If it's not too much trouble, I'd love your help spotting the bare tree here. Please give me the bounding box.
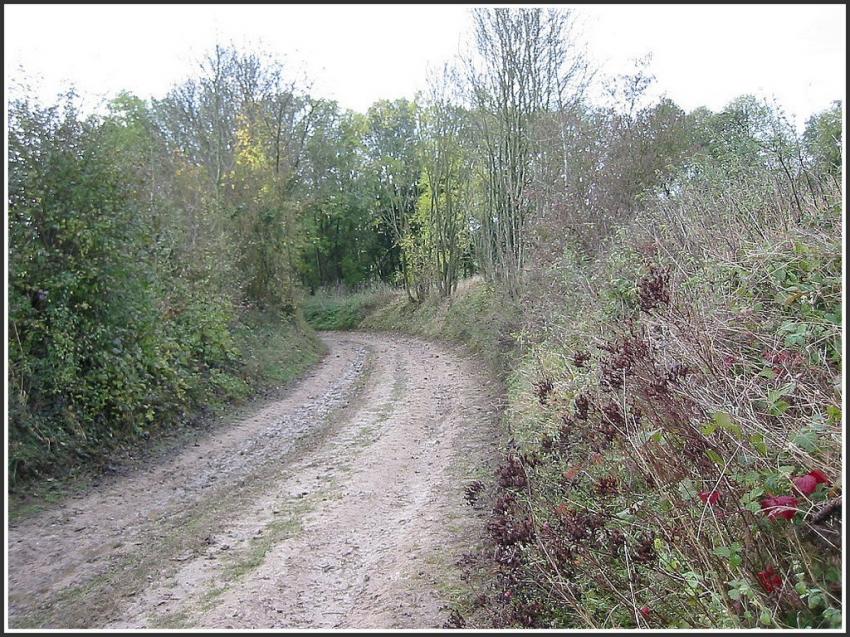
[363,99,422,300]
[417,64,476,297]
[154,44,315,308]
[464,8,591,296]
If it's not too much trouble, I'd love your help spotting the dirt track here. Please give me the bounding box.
[7,332,501,629]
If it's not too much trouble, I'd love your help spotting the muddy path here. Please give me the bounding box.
[6,332,502,629]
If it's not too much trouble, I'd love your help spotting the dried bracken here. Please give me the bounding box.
[534,378,554,405]
[600,334,649,390]
[558,508,605,543]
[573,350,591,368]
[637,265,671,313]
[600,401,624,427]
[488,514,534,546]
[497,455,527,489]
[632,532,657,564]
[443,608,466,629]
[597,475,619,497]
[574,394,591,420]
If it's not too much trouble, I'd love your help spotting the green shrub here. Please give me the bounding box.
[7,96,326,486]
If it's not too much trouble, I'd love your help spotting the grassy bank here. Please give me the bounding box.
[232,312,326,391]
[302,284,398,331]
[488,216,842,629]
[9,312,325,514]
[303,277,520,375]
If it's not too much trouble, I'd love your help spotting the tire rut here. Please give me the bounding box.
[7,332,501,629]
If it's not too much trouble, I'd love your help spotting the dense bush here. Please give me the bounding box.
[8,95,167,479]
[7,91,325,486]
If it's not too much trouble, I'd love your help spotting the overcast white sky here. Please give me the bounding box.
[4,4,846,127]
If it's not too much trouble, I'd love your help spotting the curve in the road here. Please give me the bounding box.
[7,332,502,629]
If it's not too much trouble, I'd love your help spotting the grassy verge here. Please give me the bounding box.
[304,277,520,377]
[8,312,326,520]
[472,211,843,626]
[232,311,326,391]
[365,278,520,375]
[301,284,397,330]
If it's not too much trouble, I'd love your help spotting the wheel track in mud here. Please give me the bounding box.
[7,331,502,629]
